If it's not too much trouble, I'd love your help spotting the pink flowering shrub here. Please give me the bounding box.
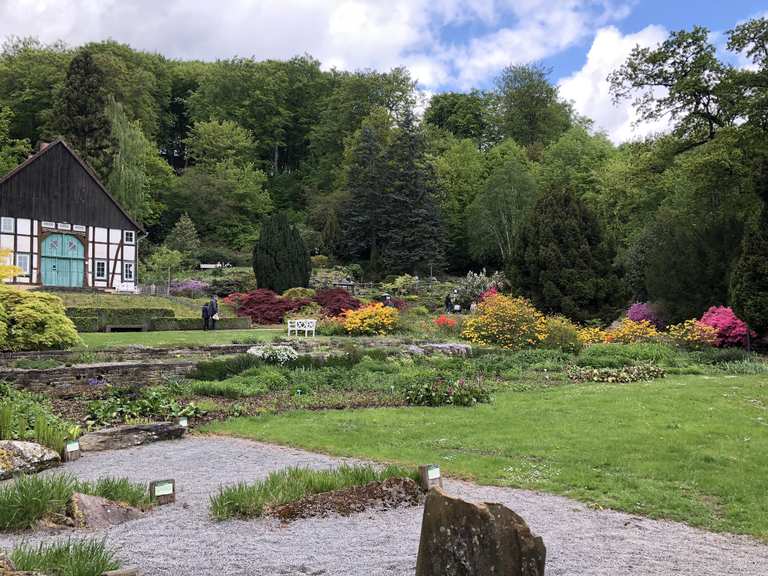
[627,302,664,329]
[478,286,499,302]
[699,306,755,348]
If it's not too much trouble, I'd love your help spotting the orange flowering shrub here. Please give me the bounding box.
[604,319,659,344]
[666,319,718,350]
[342,302,399,335]
[461,294,547,350]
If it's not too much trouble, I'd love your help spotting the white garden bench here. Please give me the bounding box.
[287,318,316,337]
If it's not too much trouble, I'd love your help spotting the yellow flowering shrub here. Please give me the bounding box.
[577,326,607,346]
[541,315,582,353]
[604,319,658,344]
[667,319,717,350]
[342,302,399,335]
[461,294,547,350]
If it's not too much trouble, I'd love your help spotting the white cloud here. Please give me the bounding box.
[0,0,631,91]
[558,25,671,143]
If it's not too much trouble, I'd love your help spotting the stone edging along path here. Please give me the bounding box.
[1,436,766,576]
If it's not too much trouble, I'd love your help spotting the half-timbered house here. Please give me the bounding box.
[0,139,143,290]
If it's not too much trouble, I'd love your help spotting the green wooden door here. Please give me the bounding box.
[41,234,84,287]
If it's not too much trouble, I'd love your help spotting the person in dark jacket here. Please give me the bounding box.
[209,295,219,330]
[201,303,210,331]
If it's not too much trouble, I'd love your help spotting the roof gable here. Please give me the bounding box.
[0,139,144,233]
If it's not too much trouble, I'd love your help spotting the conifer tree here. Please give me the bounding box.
[253,213,311,292]
[730,215,768,334]
[50,49,113,177]
[511,187,623,322]
[165,213,201,265]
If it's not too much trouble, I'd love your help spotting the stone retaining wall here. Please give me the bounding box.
[0,360,196,397]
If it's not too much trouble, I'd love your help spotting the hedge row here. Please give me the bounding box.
[148,317,251,331]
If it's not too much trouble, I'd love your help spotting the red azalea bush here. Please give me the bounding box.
[478,286,498,302]
[313,288,361,317]
[224,289,310,325]
[434,314,457,329]
[699,306,755,348]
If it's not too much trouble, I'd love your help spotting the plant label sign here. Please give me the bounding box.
[177,416,189,428]
[418,464,442,490]
[64,440,81,462]
[150,479,176,505]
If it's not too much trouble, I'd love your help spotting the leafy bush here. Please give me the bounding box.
[169,279,210,297]
[208,270,258,297]
[0,385,75,454]
[666,319,718,350]
[282,287,316,299]
[190,378,268,399]
[310,254,330,268]
[0,300,7,348]
[699,306,755,348]
[342,303,399,335]
[210,464,418,520]
[85,387,203,428]
[313,288,361,317]
[11,539,121,576]
[0,287,80,351]
[566,364,666,383]
[604,319,659,344]
[541,316,582,353]
[316,316,347,335]
[190,354,264,380]
[454,270,508,308]
[246,345,299,365]
[626,302,664,328]
[461,294,547,350]
[225,289,310,324]
[382,274,419,295]
[403,376,490,406]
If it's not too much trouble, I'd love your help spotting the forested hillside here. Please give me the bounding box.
[0,16,766,328]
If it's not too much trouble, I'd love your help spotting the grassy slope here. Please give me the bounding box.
[206,374,768,539]
[79,328,278,349]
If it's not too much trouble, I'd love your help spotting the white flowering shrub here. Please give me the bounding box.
[246,345,299,365]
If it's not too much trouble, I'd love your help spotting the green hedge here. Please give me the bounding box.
[70,316,99,332]
[66,307,175,331]
[149,317,251,331]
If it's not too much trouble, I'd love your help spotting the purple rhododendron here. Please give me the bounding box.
[627,302,663,329]
[699,306,755,348]
[170,279,210,297]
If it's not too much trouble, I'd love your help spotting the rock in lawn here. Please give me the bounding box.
[0,440,61,480]
[79,422,186,452]
[415,487,546,576]
[68,493,144,530]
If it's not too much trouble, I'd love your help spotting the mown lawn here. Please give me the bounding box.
[79,328,279,349]
[205,374,768,539]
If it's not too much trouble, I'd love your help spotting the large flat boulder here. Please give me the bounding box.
[416,487,546,576]
[68,493,144,530]
[79,422,186,452]
[0,441,61,481]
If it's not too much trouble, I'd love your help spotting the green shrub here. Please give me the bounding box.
[0,288,81,351]
[240,366,289,391]
[689,347,753,365]
[576,343,682,368]
[0,385,74,454]
[403,375,491,406]
[189,378,268,399]
[85,387,204,429]
[282,287,316,299]
[69,316,99,332]
[541,316,582,353]
[210,464,419,520]
[0,300,8,348]
[11,539,120,576]
[566,364,666,383]
[190,354,264,380]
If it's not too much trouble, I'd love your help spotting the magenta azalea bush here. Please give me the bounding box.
[170,279,210,297]
[699,306,755,348]
[627,302,663,329]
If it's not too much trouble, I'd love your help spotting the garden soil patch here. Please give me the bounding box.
[269,477,424,522]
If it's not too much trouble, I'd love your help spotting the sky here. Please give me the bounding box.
[0,0,766,143]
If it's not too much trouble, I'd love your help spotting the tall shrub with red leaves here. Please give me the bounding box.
[699,306,755,348]
[313,288,361,317]
[224,289,310,325]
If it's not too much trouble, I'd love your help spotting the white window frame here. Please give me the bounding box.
[0,217,14,234]
[123,261,135,282]
[94,260,108,280]
[124,230,135,245]
[15,253,30,276]
[41,221,55,229]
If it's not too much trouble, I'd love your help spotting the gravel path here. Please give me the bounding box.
[1,436,766,575]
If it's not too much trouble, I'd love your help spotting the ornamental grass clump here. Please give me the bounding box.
[11,539,120,576]
[210,464,419,520]
[461,294,547,350]
[342,302,399,335]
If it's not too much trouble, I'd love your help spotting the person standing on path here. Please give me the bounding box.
[201,303,210,331]
[209,295,219,330]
